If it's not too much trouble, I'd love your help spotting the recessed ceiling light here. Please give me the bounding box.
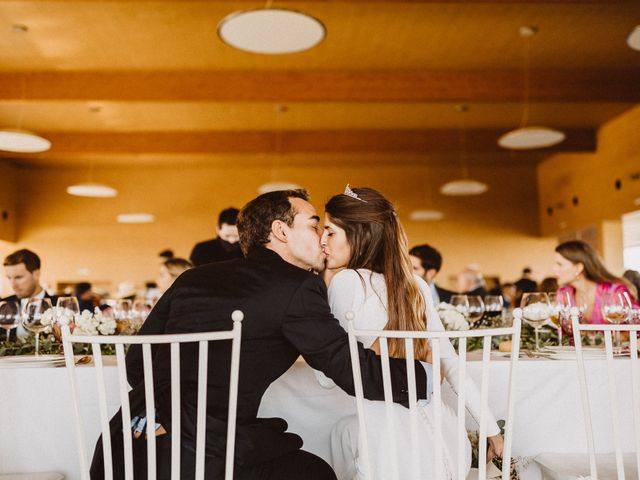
[0,129,51,153]
[498,126,566,150]
[439,179,489,196]
[218,9,325,55]
[409,209,445,221]
[67,182,118,198]
[117,213,155,224]
[628,26,640,51]
[258,182,302,194]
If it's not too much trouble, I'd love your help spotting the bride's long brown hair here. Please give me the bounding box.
[325,187,430,361]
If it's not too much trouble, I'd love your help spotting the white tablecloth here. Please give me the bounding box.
[0,354,636,478]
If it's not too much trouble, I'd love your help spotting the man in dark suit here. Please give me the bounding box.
[2,249,56,341]
[189,207,243,266]
[92,190,432,480]
[409,244,455,304]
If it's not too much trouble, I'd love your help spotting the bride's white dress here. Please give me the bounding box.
[323,268,500,480]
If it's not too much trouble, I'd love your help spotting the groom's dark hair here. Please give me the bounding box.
[237,189,309,255]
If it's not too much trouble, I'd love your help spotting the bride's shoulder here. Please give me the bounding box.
[331,268,364,287]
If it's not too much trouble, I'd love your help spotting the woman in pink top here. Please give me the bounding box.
[554,240,639,324]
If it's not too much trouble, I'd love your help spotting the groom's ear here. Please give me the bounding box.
[271,219,289,243]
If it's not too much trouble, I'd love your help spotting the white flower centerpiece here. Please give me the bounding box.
[437,302,470,331]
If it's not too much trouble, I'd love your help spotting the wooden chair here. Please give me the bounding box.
[345,308,522,480]
[61,310,243,480]
[536,312,640,480]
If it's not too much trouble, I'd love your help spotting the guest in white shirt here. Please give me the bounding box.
[2,249,55,340]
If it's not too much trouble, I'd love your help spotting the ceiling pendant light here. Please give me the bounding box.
[628,26,640,51]
[440,105,489,197]
[257,181,302,194]
[0,129,51,153]
[67,182,118,198]
[439,179,489,196]
[117,213,155,224]
[499,26,565,150]
[218,8,325,55]
[408,209,445,221]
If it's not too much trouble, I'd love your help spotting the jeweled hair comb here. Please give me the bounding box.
[343,184,368,203]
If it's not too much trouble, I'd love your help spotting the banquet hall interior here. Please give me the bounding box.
[1,1,640,479]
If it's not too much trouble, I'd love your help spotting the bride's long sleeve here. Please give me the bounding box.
[419,277,501,437]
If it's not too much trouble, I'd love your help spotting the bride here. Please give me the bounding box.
[319,186,503,480]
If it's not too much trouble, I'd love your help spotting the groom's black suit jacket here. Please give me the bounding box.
[92,247,428,478]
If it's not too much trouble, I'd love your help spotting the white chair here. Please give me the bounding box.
[61,310,243,480]
[536,313,640,480]
[345,309,522,480]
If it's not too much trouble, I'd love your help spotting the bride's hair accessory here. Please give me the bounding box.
[344,184,368,203]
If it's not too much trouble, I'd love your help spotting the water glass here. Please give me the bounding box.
[0,301,21,341]
[521,292,551,351]
[22,297,53,355]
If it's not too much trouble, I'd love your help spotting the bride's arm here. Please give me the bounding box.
[418,277,501,437]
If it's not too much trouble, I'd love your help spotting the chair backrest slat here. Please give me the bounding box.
[571,314,640,480]
[93,342,114,480]
[62,311,243,480]
[378,338,400,480]
[346,310,522,480]
[457,337,467,480]
[194,340,209,480]
[115,343,134,480]
[170,342,181,480]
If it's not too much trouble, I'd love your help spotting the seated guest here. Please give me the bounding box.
[515,267,537,295]
[157,248,174,262]
[75,282,98,312]
[457,267,488,297]
[156,257,192,293]
[409,244,455,304]
[623,270,640,300]
[2,249,56,340]
[190,207,242,266]
[539,277,559,293]
[90,189,432,480]
[501,282,518,308]
[554,240,638,323]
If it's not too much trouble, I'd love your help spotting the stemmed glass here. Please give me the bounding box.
[0,300,21,341]
[115,299,133,334]
[22,297,53,356]
[53,296,80,342]
[450,295,470,324]
[521,292,551,352]
[547,293,562,343]
[601,291,631,353]
[467,296,486,327]
[483,295,503,326]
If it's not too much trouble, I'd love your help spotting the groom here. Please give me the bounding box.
[92,189,432,480]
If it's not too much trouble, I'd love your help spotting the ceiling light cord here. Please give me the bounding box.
[520,34,532,129]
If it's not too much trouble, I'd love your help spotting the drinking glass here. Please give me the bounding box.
[132,299,152,330]
[0,300,21,341]
[22,297,53,355]
[601,291,631,353]
[467,296,485,327]
[115,299,133,334]
[53,296,80,342]
[520,292,551,351]
[483,295,503,326]
[450,295,469,323]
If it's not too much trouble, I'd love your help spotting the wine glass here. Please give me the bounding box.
[467,296,485,327]
[520,292,551,351]
[22,297,53,356]
[483,295,503,326]
[450,295,469,322]
[0,300,21,341]
[115,299,133,334]
[132,299,152,330]
[601,291,631,353]
[53,296,80,342]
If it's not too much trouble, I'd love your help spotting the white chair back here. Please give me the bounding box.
[346,309,522,480]
[61,310,244,480]
[571,312,640,480]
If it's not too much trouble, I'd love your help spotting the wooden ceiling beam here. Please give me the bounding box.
[1,71,638,102]
[0,129,596,155]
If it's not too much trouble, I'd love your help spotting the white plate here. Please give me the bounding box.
[0,355,66,368]
[539,346,627,359]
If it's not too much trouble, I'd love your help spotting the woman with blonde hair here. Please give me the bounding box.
[156,257,193,293]
[554,240,638,323]
[320,186,502,480]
